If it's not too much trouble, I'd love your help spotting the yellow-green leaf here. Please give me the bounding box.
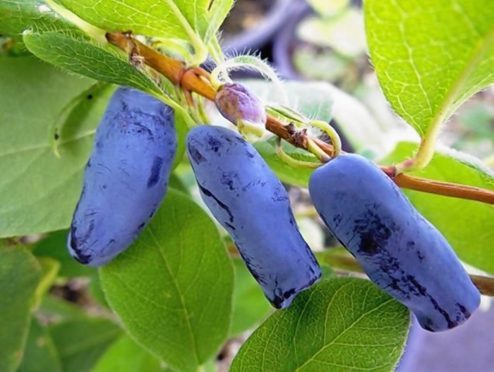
[365,0,494,137]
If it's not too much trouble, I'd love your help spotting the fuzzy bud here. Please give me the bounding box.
[215,83,267,129]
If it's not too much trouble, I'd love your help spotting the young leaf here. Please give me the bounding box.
[0,57,111,237]
[100,190,234,372]
[93,335,167,372]
[33,257,60,309]
[23,30,162,96]
[57,0,211,42]
[230,258,272,337]
[18,318,63,372]
[365,0,494,137]
[0,245,42,372]
[49,318,121,372]
[231,278,410,371]
[383,142,494,274]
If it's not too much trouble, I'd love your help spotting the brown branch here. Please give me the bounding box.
[470,274,494,296]
[320,251,494,297]
[106,32,494,205]
[394,173,494,204]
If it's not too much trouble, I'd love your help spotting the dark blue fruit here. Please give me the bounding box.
[309,154,480,332]
[187,125,321,308]
[68,87,177,266]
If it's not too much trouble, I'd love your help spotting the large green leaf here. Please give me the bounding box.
[23,30,162,96]
[0,246,41,372]
[231,278,410,371]
[0,0,75,36]
[0,57,111,237]
[58,0,213,42]
[365,0,494,136]
[18,318,63,372]
[49,318,121,372]
[100,190,233,372]
[230,258,272,337]
[93,335,167,372]
[383,142,494,274]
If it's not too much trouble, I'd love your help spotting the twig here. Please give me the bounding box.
[106,32,494,205]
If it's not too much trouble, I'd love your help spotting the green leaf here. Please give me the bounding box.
[100,189,233,372]
[23,30,162,96]
[382,142,494,274]
[88,272,109,307]
[205,0,234,42]
[168,175,189,195]
[231,278,410,371]
[365,0,494,136]
[230,258,272,337]
[58,0,211,42]
[33,230,93,278]
[18,318,63,372]
[0,57,112,237]
[33,257,60,309]
[93,335,166,372]
[172,108,190,169]
[0,0,76,36]
[254,138,316,187]
[0,245,41,372]
[49,318,121,372]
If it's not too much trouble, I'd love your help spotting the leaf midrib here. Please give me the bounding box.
[0,130,95,159]
[295,298,396,371]
[147,224,201,369]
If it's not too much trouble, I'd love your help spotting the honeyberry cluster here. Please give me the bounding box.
[69,85,480,332]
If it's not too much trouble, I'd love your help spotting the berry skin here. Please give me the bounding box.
[187,125,321,309]
[309,154,480,332]
[68,87,177,266]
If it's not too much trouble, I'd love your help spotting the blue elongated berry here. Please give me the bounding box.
[187,126,321,308]
[309,154,480,332]
[68,87,177,266]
